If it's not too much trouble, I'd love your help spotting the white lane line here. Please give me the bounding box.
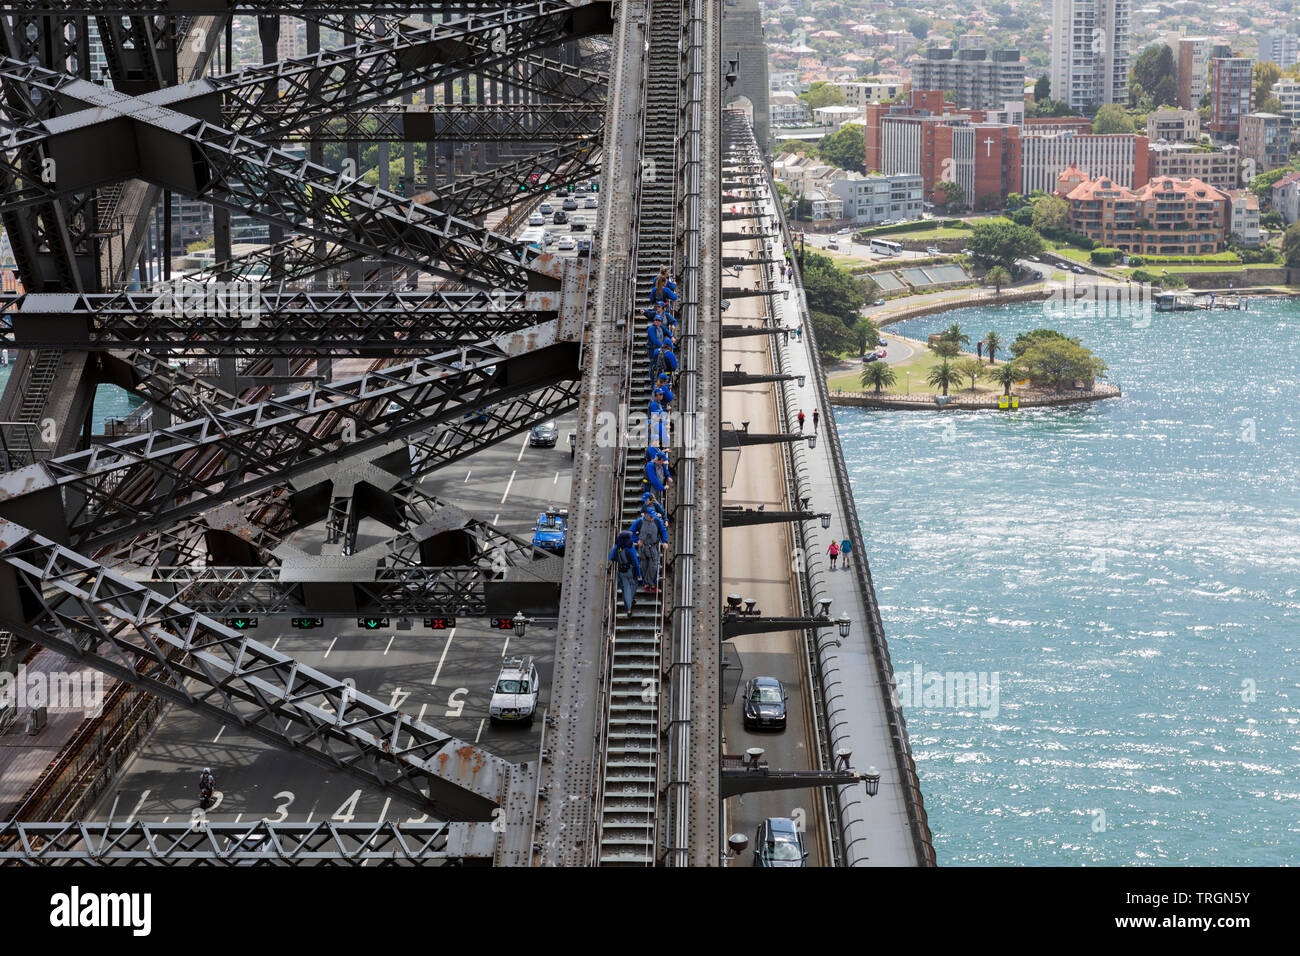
[406,702,428,750]
[430,631,454,687]
[553,470,559,484]
[499,469,516,504]
[516,435,529,462]
[474,718,485,743]
[234,813,243,824]
[162,817,169,824]
[379,797,391,824]
[463,468,472,483]
[126,790,151,824]
[493,513,500,525]
[323,636,338,659]
[271,636,281,651]
[501,636,510,657]
[213,726,225,744]
[384,635,395,656]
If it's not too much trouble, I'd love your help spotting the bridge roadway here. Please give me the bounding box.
[92,412,577,828]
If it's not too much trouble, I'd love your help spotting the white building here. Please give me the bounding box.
[770,90,811,126]
[1224,189,1262,246]
[1273,77,1300,143]
[1019,132,1144,195]
[1050,0,1131,111]
[828,80,908,107]
[1272,171,1300,225]
[813,105,866,127]
[828,172,924,223]
[1258,30,1299,71]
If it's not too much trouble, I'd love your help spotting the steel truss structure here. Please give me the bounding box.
[0,820,497,864]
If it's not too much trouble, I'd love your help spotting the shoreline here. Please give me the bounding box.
[831,383,1121,411]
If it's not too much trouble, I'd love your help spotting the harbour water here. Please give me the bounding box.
[837,296,1300,865]
[0,355,143,434]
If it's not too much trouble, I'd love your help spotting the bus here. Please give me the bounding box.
[869,238,902,256]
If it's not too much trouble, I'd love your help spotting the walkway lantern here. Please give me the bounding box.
[837,614,851,639]
[797,375,805,387]
[820,513,831,530]
[727,593,743,610]
[807,434,816,449]
[863,766,881,797]
[817,599,832,618]
[512,611,532,638]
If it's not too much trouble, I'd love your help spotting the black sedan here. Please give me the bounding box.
[754,817,806,867]
[742,676,788,731]
[529,421,558,447]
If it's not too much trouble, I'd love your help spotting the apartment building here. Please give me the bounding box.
[1271,170,1300,224]
[828,172,925,223]
[829,80,908,108]
[1223,189,1262,246]
[1258,30,1298,70]
[1147,142,1241,190]
[770,90,811,126]
[1049,0,1131,111]
[1147,108,1201,143]
[910,47,1025,111]
[1239,112,1294,173]
[1177,37,1212,109]
[1065,175,1228,255]
[1015,131,1150,195]
[1274,78,1300,140]
[1208,57,1255,140]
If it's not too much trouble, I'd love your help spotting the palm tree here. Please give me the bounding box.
[927,359,957,396]
[984,330,1001,365]
[987,362,1021,396]
[940,323,969,348]
[859,361,897,394]
[985,265,1012,294]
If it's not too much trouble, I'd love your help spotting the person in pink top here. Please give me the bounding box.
[828,540,840,569]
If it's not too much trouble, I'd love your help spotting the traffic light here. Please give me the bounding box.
[423,617,457,629]
[225,617,258,630]
[357,616,390,630]
[292,617,324,629]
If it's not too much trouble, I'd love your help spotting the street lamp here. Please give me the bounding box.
[512,611,533,638]
[817,599,832,618]
[807,434,817,449]
[797,374,806,387]
[820,513,831,530]
[863,766,881,797]
[723,832,750,864]
[837,614,851,639]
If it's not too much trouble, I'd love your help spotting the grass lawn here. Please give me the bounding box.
[880,226,972,241]
[821,252,876,271]
[827,336,1002,396]
[1048,245,1095,264]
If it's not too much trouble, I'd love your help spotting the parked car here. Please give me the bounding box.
[530,508,567,554]
[742,676,788,730]
[754,817,806,867]
[488,656,539,726]
[529,421,558,447]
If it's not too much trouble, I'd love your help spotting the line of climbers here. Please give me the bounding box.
[610,268,679,615]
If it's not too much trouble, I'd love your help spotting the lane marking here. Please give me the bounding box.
[492,513,500,525]
[430,632,454,687]
[516,435,529,462]
[474,718,485,743]
[234,813,243,824]
[213,726,225,744]
[500,469,516,504]
[501,636,510,657]
[553,470,559,484]
[125,790,150,824]
[463,468,472,483]
[323,636,338,659]
[379,797,391,824]
[384,635,395,656]
[271,636,281,651]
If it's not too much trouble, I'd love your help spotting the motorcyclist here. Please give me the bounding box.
[199,767,215,801]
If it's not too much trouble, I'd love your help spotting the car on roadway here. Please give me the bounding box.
[570,216,587,232]
[836,226,851,235]
[552,209,569,225]
[742,676,788,730]
[527,213,545,227]
[584,197,598,209]
[488,656,539,726]
[529,421,559,447]
[873,298,885,306]
[539,203,553,215]
[754,817,807,867]
[530,508,567,554]
[557,236,577,251]
[562,197,578,211]
[827,240,839,250]
[1072,265,1086,274]
[926,246,941,255]
[576,238,592,257]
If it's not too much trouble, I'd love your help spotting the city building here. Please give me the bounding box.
[803,188,844,220]
[828,81,908,108]
[1049,0,1131,112]
[1258,30,1299,70]
[1065,175,1228,255]
[1223,189,1262,246]
[1014,131,1150,195]
[1239,112,1294,173]
[1147,142,1241,191]
[1271,170,1300,224]
[1177,37,1212,109]
[813,105,865,128]
[827,172,924,223]
[1147,108,1201,143]
[769,70,800,91]
[770,90,811,127]
[878,111,972,201]
[1022,116,1094,135]
[1274,78,1300,142]
[1208,57,1255,140]
[910,47,1025,111]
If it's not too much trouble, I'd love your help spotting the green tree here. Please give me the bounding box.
[1129,44,1178,107]
[1284,223,1300,269]
[1033,75,1050,102]
[1255,61,1283,110]
[968,220,1045,267]
[934,180,966,210]
[1017,338,1108,392]
[955,357,984,392]
[906,15,930,40]
[927,359,958,396]
[852,317,880,356]
[799,82,846,110]
[983,330,1001,364]
[1031,195,1069,232]
[985,265,1012,293]
[817,124,866,172]
[986,361,1023,396]
[1010,327,1078,358]
[1093,103,1136,134]
[859,361,897,394]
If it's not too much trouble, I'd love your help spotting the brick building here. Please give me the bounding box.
[1065,175,1229,255]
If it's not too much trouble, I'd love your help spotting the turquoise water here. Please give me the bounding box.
[838,297,1300,865]
[0,357,143,433]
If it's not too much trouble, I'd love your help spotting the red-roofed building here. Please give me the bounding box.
[1066,176,1230,255]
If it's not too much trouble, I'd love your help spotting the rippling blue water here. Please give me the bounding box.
[838,297,1300,865]
[0,356,143,433]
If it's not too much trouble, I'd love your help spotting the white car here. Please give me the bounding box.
[584,197,598,209]
[557,236,577,251]
[527,213,545,227]
[489,656,540,726]
[926,246,941,255]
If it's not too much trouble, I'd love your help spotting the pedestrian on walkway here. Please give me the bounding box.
[828,540,839,569]
[840,536,852,570]
[797,409,805,432]
[609,530,644,614]
[631,506,668,593]
[812,408,819,432]
[796,324,803,342]
[783,327,789,345]
[786,265,794,282]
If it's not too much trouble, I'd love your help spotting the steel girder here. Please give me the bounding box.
[0,519,515,820]
[297,103,603,143]
[2,289,561,354]
[0,343,581,549]
[4,2,579,13]
[0,820,496,864]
